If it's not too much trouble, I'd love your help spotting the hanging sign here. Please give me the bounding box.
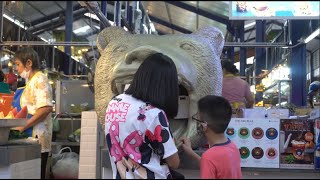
[229,1,320,20]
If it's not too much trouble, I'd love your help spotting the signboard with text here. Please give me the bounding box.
[229,1,320,20]
[225,118,280,168]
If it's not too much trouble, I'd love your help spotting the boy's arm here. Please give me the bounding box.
[180,138,201,165]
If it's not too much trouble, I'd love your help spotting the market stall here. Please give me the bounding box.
[226,107,320,170]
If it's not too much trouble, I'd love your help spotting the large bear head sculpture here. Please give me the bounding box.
[95,26,224,148]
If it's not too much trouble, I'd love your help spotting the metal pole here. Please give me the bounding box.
[132,1,138,30]
[0,1,4,69]
[265,47,268,70]
[65,1,73,75]
[52,46,55,71]
[310,52,314,82]
[278,81,281,106]
[100,1,107,30]
[255,20,266,81]
[239,21,246,76]
[1,41,92,46]
[114,1,121,26]
[125,1,130,22]
[0,1,3,43]
[290,20,307,107]
[140,7,145,34]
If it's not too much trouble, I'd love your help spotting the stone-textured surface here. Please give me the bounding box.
[95,26,224,148]
[78,111,98,179]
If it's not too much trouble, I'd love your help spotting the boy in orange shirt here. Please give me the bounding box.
[181,95,242,179]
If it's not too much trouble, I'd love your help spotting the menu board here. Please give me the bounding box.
[225,118,280,168]
[280,119,315,169]
[229,1,320,20]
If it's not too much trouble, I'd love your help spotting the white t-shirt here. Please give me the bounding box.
[105,93,177,179]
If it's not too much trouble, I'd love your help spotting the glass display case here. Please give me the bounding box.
[263,80,291,107]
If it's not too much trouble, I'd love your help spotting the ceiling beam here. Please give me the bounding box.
[149,15,192,34]
[244,21,274,34]
[25,1,47,17]
[165,1,230,26]
[32,12,86,35]
[29,4,83,26]
[245,37,256,42]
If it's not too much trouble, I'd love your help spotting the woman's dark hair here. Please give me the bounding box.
[221,59,239,75]
[14,48,40,70]
[0,70,5,82]
[125,53,179,119]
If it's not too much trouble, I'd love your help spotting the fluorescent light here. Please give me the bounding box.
[143,24,148,33]
[71,56,80,62]
[3,14,27,30]
[73,25,91,34]
[84,12,115,26]
[247,56,254,64]
[40,37,48,42]
[304,28,320,44]
[108,20,115,26]
[244,22,256,29]
[150,23,156,32]
[234,62,240,70]
[84,13,100,22]
[1,55,10,62]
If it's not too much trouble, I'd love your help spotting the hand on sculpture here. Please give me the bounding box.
[180,137,193,155]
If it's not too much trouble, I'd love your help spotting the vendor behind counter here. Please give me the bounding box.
[0,69,11,94]
[11,47,53,179]
[308,81,320,108]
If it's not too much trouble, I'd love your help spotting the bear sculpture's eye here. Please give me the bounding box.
[113,45,128,52]
[180,42,197,51]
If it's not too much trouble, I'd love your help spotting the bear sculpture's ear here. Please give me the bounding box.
[97,26,130,52]
[193,26,225,58]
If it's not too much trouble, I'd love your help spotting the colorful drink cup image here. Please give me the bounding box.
[225,127,236,138]
[238,127,250,139]
[239,147,250,159]
[266,147,278,160]
[266,128,278,140]
[291,140,306,160]
[252,147,264,159]
[252,127,264,139]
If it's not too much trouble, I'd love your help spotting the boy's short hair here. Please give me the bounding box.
[198,95,232,134]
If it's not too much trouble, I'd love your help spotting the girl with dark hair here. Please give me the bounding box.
[221,60,254,108]
[105,53,180,179]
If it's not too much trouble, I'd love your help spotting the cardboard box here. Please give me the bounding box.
[267,109,289,119]
[242,108,266,118]
[280,119,315,169]
[295,108,312,116]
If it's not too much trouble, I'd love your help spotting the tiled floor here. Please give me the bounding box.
[102,167,320,179]
[175,169,320,179]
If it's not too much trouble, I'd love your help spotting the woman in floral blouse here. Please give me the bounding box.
[13,47,53,179]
